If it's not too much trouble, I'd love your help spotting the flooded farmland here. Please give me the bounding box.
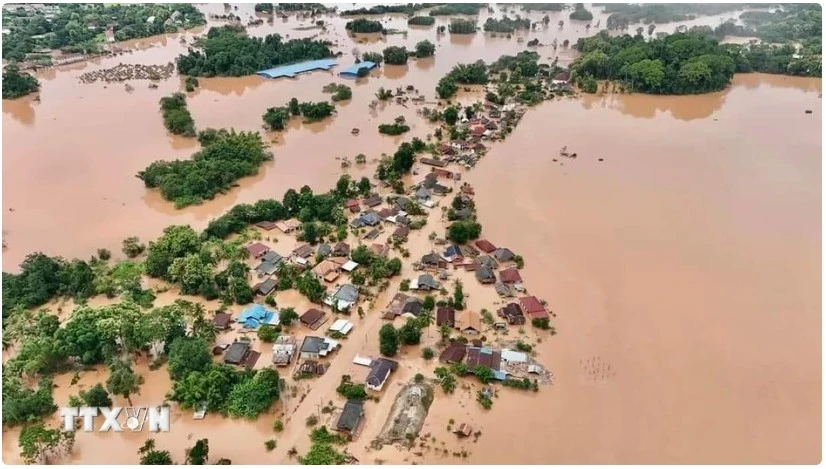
[2,2,821,465]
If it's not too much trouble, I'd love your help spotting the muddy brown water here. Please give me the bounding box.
[2,3,821,465]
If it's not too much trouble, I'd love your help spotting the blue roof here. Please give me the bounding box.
[238,304,278,329]
[339,61,378,77]
[257,58,338,79]
[493,370,508,381]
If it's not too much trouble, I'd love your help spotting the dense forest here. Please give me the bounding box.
[2,64,39,99]
[137,130,272,208]
[571,29,821,96]
[175,25,334,77]
[2,4,205,60]
[159,93,196,137]
[601,3,751,25]
[483,16,531,33]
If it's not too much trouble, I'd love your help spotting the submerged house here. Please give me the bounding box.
[519,296,548,319]
[436,306,455,327]
[365,358,398,391]
[325,284,360,310]
[335,399,365,439]
[299,336,340,360]
[475,265,496,284]
[300,308,327,330]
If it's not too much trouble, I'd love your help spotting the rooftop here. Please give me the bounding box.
[339,60,378,77]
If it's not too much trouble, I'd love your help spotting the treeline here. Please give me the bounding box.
[572,30,821,95]
[375,138,428,182]
[2,4,205,61]
[322,83,352,101]
[159,93,196,137]
[138,130,272,207]
[175,25,334,77]
[483,16,531,33]
[429,3,485,16]
[2,64,39,99]
[345,18,385,34]
[521,3,563,12]
[263,98,336,130]
[254,3,274,13]
[436,60,489,99]
[602,3,748,26]
[341,4,439,16]
[736,4,821,43]
[569,3,593,21]
[449,19,477,34]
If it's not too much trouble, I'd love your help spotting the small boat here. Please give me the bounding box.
[351,127,360,135]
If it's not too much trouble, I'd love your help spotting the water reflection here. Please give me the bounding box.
[197,75,267,96]
[1,96,36,126]
[382,64,409,80]
[413,56,435,71]
[449,33,474,46]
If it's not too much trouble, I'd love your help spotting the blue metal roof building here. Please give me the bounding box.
[257,58,338,79]
[238,304,279,328]
[339,61,378,78]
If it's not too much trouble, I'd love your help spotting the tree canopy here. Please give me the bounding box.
[159,93,196,137]
[345,18,385,34]
[138,130,272,208]
[414,40,436,58]
[383,46,409,65]
[2,64,39,99]
[176,25,334,77]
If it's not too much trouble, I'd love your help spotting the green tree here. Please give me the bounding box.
[442,106,459,125]
[298,442,347,465]
[258,324,280,342]
[474,365,495,384]
[2,64,39,99]
[398,319,422,345]
[379,324,399,357]
[414,40,436,58]
[122,237,146,258]
[79,383,112,408]
[226,369,281,419]
[296,272,326,303]
[279,307,299,327]
[167,337,212,380]
[18,423,74,464]
[138,439,173,465]
[383,46,409,65]
[447,221,482,244]
[106,360,143,406]
[362,51,383,64]
[263,106,290,130]
[145,225,202,279]
[186,438,209,465]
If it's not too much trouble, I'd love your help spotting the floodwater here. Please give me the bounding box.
[2,2,821,466]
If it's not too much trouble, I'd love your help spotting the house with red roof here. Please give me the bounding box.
[499,267,522,284]
[519,296,548,319]
[246,242,270,259]
[475,239,496,253]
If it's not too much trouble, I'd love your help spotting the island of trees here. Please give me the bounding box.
[408,16,436,26]
[2,64,39,99]
[322,83,352,101]
[175,25,334,77]
[138,130,272,208]
[483,16,531,33]
[345,18,385,34]
[159,93,196,137]
[383,46,409,65]
[378,116,411,136]
[341,4,435,16]
[415,40,436,58]
[2,4,206,61]
[449,19,478,34]
[263,99,336,131]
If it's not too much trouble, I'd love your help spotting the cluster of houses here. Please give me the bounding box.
[333,356,400,440]
[438,341,543,382]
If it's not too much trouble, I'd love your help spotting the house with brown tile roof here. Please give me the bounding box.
[332,242,350,257]
[312,260,341,282]
[246,242,270,259]
[466,346,501,370]
[392,226,410,241]
[346,199,360,213]
[275,218,301,233]
[455,310,482,335]
[436,306,455,327]
[439,342,467,364]
[499,267,522,284]
[370,244,390,258]
[363,194,383,207]
[300,308,327,330]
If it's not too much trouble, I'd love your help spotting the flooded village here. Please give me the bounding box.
[2,2,822,466]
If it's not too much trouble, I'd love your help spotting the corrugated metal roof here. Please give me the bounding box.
[339,60,377,77]
[257,58,338,79]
